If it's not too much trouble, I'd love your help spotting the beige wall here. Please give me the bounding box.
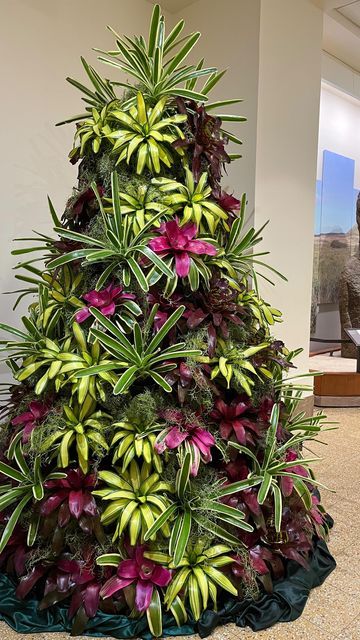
[178,0,324,374]
[322,50,360,99]
[254,0,323,373]
[0,0,166,378]
[0,0,159,323]
[173,0,261,217]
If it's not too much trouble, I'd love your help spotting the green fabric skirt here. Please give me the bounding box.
[0,538,335,639]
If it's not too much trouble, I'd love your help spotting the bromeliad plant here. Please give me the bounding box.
[154,409,215,476]
[40,396,111,473]
[148,217,217,292]
[0,435,66,553]
[227,404,333,533]
[97,545,172,637]
[162,541,237,621]
[0,5,333,638]
[7,265,84,331]
[70,103,114,160]
[0,318,117,401]
[46,172,174,292]
[107,92,187,173]
[111,412,164,472]
[90,5,219,106]
[152,168,229,233]
[205,338,270,395]
[144,452,254,566]
[77,304,201,394]
[209,196,286,288]
[74,282,141,331]
[93,460,173,545]
[107,182,168,235]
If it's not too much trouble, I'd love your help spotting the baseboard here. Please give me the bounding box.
[314,395,360,407]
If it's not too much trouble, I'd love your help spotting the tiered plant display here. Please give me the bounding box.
[0,6,334,639]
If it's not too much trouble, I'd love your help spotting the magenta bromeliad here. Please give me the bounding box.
[0,4,332,638]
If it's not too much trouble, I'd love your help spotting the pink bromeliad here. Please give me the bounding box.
[100,545,171,611]
[280,449,308,497]
[11,401,49,443]
[148,218,216,278]
[75,283,136,323]
[211,398,260,446]
[154,409,215,476]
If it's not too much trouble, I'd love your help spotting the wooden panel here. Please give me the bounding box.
[313,372,360,396]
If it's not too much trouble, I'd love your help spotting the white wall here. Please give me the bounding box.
[254,0,323,374]
[317,83,360,185]
[0,0,166,378]
[172,0,261,217]
[0,0,160,318]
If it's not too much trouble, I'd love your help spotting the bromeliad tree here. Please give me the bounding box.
[0,6,333,638]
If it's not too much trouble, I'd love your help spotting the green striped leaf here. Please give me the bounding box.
[0,493,32,554]
[0,461,27,483]
[258,472,272,504]
[148,371,172,392]
[148,4,161,56]
[144,503,177,541]
[145,306,185,355]
[113,365,138,394]
[173,510,191,567]
[272,483,283,532]
[175,453,191,499]
[146,587,162,637]
[202,565,237,596]
[217,476,262,497]
[169,595,187,627]
[96,553,122,567]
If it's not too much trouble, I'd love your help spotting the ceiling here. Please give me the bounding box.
[147,0,198,13]
[148,0,360,71]
[312,0,358,9]
[310,0,360,72]
[336,1,360,26]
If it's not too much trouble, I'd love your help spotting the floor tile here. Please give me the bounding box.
[335,615,360,639]
[334,544,360,578]
[302,581,360,634]
[325,498,359,555]
[0,624,46,640]
[191,617,332,639]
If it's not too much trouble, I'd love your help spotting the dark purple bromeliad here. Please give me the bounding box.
[0,4,334,638]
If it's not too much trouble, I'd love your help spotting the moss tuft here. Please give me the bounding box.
[28,408,66,464]
[123,389,161,426]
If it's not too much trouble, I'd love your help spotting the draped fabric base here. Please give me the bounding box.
[0,538,336,639]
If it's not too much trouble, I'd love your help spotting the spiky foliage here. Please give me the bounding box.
[107,92,187,173]
[162,542,237,620]
[70,104,114,161]
[0,5,333,639]
[93,461,173,544]
[152,168,229,233]
[40,396,111,473]
[107,181,168,235]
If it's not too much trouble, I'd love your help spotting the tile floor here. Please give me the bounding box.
[0,407,358,640]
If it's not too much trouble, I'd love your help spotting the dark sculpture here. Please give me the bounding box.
[339,191,360,358]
